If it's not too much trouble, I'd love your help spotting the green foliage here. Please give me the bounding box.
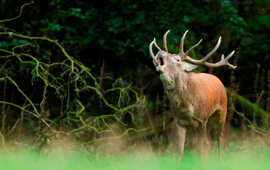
[2,0,268,89]
[39,0,248,67]
[0,0,269,72]
[0,39,28,48]
[221,1,246,39]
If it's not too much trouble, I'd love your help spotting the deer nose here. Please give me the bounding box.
[157,51,166,58]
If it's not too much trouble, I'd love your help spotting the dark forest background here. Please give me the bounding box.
[0,0,270,152]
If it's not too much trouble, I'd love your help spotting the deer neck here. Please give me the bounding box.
[161,71,193,108]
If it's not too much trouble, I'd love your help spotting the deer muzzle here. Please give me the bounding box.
[157,51,166,65]
[157,51,166,72]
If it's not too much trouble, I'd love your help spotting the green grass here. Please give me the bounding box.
[0,145,270,170]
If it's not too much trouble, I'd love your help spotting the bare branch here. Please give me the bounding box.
[0,1,34,23]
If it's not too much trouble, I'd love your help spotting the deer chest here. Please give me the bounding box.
[173,105,201,128]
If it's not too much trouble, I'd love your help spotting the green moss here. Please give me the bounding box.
[226,88,268,118]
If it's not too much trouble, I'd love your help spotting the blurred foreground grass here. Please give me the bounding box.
[0,144,270,170]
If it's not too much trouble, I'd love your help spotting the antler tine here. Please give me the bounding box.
[153,38,162,51]
[201,36,222,62]
[179,30,188,54]
[185,50,236,69]
[184,36,221,63]
[183,36,236,69]
[163,30,170,52]
[203,50,236,69]
[180,30,202,60]
[220,50,237,69]
[149,39,158,65]
[184,39,203,56]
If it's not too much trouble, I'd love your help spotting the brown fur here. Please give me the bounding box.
[167,72,227,128]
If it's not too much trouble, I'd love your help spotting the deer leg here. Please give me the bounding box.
[197,123,207,158]
[217,120,225,159]
[176,124,186,155]
[204,135,211,158]
[215,110,226,159]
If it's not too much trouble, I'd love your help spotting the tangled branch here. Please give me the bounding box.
[0,2,146,151]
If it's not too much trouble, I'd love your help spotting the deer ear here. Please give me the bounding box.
[182,62,198,71]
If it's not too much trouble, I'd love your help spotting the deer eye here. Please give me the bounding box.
[175,58,180,62]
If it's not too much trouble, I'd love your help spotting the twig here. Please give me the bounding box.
[0,130,7,152]
[231,90,270,137]
[1,69,7,139]
[8,118,21,135]
[18,98,27,143]
[0,1,34,23]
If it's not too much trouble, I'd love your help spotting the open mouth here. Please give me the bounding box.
[159,57,165,66]
[157,58,165,73]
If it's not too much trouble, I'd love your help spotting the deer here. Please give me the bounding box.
[149,30,236,159]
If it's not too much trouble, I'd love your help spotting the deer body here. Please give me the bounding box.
[149,30,236,158]
[165,72,227,127]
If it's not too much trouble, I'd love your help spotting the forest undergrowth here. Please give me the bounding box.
[0,2,146,153]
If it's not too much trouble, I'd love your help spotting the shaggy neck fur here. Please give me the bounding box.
[160,70,195,109]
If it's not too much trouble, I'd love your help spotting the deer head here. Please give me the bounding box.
[149,30,236,89]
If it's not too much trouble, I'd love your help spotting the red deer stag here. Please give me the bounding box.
[149,30,236,158]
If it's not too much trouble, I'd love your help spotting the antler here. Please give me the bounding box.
[184,49,236,69]
[149,30,236,69]
[149,38,162,65]
[149,30,170,65]
[179,30,236,69]
[179,30,203,55]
